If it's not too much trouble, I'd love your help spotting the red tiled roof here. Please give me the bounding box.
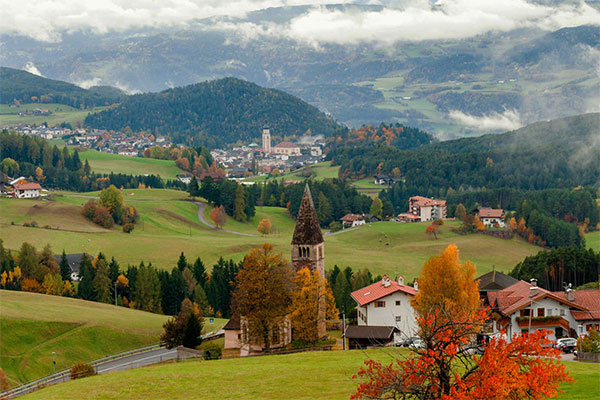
[409,195,446,207]
[489,280,587,316]
[553,289,600,320]
[341,213,363,222]
[478,208,504,218]
[14,183,41,190]
[397,213,421,220]
[274,141,298,148]
[351,276,417,307]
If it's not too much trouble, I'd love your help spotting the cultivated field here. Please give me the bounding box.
[76,150,183,180]
[0,189,540,279]
[0,290,226,387]
[22,349,599,400]
[0,103,107,127]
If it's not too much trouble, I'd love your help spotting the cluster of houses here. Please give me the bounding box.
[347,270,599,348]
[0,176,44,198]
[211,127,326,179]
[1,124,83,140]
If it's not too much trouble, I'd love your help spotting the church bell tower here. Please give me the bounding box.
[291,184,325,278]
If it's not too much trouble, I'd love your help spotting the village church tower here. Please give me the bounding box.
[291,184,325,277]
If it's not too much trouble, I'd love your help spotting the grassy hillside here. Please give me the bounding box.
[76,150,183,180]
[0,290,226,387]
[243,162,340,183]
[0,189,540,279]
[22,349,598,400]
[586,231,600,252]
[0,290,168,386]
[0,103,108,127]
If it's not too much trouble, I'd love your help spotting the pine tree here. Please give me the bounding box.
[93,258,112,303]
[72,150,82,170]
[108,257,119,283]
[192,257,208,288]
[182,313,202,348]
[316,192,332,225]
[83,159,91,175]
[77,256,95,300]
[177,252,188,272]
[233,185,246,222]
[188,176,200,197]
[59,250,71,281]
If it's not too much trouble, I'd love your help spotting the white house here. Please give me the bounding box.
[487,280,599,342]
[477,207,505,227]
[408,196,447,221]
[13,182,41,198]
[340,213,366,228]
[351,275,419,342]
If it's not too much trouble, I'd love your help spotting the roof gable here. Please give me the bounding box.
[351,277,417,307]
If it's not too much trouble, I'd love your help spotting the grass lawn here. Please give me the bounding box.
[76,149,183,180]
[0,103,107,127]
[0,190,540,279]
[0,290,226,387]
[22,349,599,400]
[586,231,599,252]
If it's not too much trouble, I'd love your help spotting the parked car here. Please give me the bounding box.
[409,338,425,350]
[396,336,420,347]
[557,338,577,353]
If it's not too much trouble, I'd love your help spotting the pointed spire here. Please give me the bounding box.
[292,184,323,245]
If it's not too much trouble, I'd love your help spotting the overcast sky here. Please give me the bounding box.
[1,0,598,43]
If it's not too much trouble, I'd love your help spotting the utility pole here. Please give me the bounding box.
[342,310,346,351]
[52,351,56,375]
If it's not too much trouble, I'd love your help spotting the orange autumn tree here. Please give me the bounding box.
[289,267,338,343]
[257,218,272,235]
[425,223,439,239]
[210,205,227,228]
[352,245,572,400]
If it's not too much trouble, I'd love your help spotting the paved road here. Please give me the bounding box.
[195,202,257,237]
[8,347,177,398]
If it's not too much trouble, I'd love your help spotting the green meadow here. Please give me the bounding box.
[22,348,599,400]
[76,150,183,180]
[0,103,107,127]
[243,161,340,183]
[0,189,540,279]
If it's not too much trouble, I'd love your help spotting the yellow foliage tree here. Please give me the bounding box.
[63,280,75,297]
[257,218,272,235]
[35,166,45,182]
[473,215,486,231]
[517,217,527,234]
[509,217,517,230]
[289,267,338,343]
[412,245,480,329]
[42,273,64,296]
[116,273,129,288]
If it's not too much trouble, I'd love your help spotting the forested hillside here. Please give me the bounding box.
[0,67,125,108]
[85,77,342,147]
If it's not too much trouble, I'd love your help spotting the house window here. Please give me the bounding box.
[559,309,565,316]
[520,309,531,317]
[547,308,552,316]
[537,308,545,317]
[395,300,401,306]
[237,333,241,340]
[375,301,386,308]
[395,316,402,322]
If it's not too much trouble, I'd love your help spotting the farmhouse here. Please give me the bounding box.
[13,182,42,198]
[476,207,505,227]
[486,279,599,342]
[176,173,193,184]
[351,275,418,343]
[340,213,366,228]
[52,253,91,281]
[345,325,400,349]
[373,175,400,186]
[408,196,447,222]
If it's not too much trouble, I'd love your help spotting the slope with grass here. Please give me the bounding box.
[243,161,340,183]
[0,103,108,127]
[76,150,184,180]
[0,190,540,278]
[0,290,168,386]
[22,348,598,400]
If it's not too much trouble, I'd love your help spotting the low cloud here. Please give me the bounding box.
[23,62,43,76]
[75,77,101,89]
[448,109,522,131]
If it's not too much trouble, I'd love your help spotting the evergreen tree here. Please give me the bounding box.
[188,176,200,197]
[182,313,202,348]
[59,250,71,281]
[192,257,208,288]
[135,263,162,313]
[93,258,112,303]
[193,285,210,315]
[317,192,332,225]
[233,185,246,222]
[72,150,82,171]
[177,252,189,272]
[77,256,95,300]
[108,257,120,283]
[83,159,91,175]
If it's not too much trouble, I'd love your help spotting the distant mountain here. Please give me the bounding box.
[84,77,342,147]
[0,67,126,108]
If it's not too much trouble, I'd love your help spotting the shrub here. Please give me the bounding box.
[122,223,135,233]
[202,342,222,360]
[70,362,95,380]
[329,221,342,232]
[93,205,114,228]
[579,328,600,353]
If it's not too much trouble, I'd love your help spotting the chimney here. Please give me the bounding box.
[566,283,575,302]
[397,275,404,286]
[382,275,391,287]
[529,278,538,297]
[413,279,418,291]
